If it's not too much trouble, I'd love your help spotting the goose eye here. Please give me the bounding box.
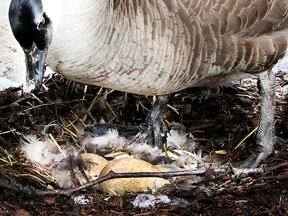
[37,17,46,30]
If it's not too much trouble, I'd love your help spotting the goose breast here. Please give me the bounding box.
[47,0,288,95]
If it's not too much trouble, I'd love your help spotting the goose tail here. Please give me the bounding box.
[213,30,288,74]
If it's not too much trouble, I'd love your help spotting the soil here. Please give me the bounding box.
[0,74,288,215]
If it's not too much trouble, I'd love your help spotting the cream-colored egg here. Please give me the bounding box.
[74,153,108,184]
[98,157,170,196]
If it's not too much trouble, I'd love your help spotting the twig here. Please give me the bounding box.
[0,178,35,197]
[266,161,288,172]
[36,169,208,197]
[0,95,31,111]
[20,99,85,113]
[234,126,258,149]
[167,104,179,115]
[0,169,206,197]
[48,134,66,157]
[2,161,288,198]
[82,87,103,122]
[229,162,264,175]
[0,128,16,136]
[30,93,43,104]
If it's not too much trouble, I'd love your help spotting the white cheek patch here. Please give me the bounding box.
[41,0,63,35]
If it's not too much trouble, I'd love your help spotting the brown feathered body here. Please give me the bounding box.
[47,0,288,95]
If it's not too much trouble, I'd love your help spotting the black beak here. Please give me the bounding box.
[24,44,47,90]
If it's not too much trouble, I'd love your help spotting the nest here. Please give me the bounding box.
[0,73,288,193]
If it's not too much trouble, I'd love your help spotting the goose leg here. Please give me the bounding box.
[242,70,276,167]
[141,95,169,148]
[87,95,169,148]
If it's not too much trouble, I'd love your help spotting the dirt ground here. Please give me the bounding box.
[0,73,288,215]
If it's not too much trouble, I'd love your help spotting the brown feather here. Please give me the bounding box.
[47,0,288,95]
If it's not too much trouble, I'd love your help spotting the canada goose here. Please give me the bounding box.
[8,0,288,167]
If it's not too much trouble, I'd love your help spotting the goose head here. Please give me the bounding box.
[9,0,62,89]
